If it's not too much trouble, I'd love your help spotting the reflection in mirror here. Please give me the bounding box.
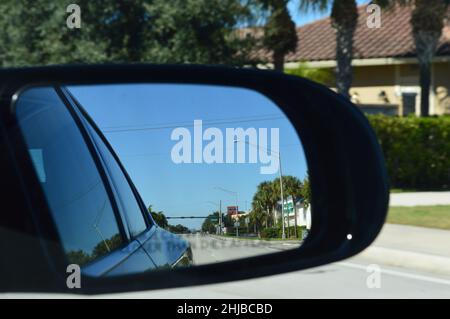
[15,84,311,276]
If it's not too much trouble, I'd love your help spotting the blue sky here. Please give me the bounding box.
[289,0,368,26]
[69,85,308,230]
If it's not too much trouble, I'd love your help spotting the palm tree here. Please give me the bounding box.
[261,0,298,71]
[376,0,450,117]
[249,204,266,237]
[301,175,311,208]
[300,0,358,99]
[252,181,278,227]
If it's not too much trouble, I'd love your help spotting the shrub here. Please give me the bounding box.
[277,226,303,239]
[367,115,450,190]
[260,226,303,239]
[261,227,279,239]
[285,63,334,86]
[226,227,251,236]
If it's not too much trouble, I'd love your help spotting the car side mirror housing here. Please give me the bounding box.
[0,65,389,294]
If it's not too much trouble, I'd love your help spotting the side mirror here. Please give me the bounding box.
[0,65,389,294]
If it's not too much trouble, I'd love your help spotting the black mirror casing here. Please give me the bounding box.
[0,65,389,294]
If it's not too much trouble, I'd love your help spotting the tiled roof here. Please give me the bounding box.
[252,3,450,62]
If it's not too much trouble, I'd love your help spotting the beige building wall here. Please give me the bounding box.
[434,61,450,115]
[396,64,421,116]
[348,62,450,115]
[294,59,450,116]
[350,65,398,108]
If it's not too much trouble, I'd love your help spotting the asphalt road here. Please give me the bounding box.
[184,234,301,265]
[7,257,449,298]
[128,261,450,299]
[389,191,450,206]
[3,227,449,298]
[129,233,449,299]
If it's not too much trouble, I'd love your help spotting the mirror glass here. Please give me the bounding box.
[15,83,311,275]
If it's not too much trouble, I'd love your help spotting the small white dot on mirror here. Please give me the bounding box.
[347,234,353,240]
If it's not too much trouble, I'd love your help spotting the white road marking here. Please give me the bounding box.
[339,261,450,286]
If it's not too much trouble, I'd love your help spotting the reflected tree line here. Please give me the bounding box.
[66,205,191,266]
[202,175,311,238]
[148,205,191,234]
[66,233,123,266]
[66,175,310,266]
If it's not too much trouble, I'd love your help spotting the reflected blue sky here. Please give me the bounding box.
[69,84,308,229]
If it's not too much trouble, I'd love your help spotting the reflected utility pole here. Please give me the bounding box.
[214,187,239,237]
[205,200,223,235]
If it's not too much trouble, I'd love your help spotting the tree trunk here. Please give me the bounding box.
[272,205,277,226]
[413,31,439,117]
[273,51,284,72]
[410,0,447,117]
[331,0,357,99]
[286,204,290,238]
[294,196,298,238]
[335,26,354,99]
[418,61,431,117]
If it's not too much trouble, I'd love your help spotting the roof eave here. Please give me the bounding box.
[283,56,450,68]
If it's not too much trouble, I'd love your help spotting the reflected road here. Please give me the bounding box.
[182,234,301,265]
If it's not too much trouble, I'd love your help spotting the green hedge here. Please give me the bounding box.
[226,227,252,236]
[261,226,303,239]
[367,115,450,190]
[260,227,279,239]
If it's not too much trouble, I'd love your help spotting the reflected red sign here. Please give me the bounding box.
[227,206,238,215]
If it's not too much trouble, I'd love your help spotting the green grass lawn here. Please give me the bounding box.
[218,206,450,236]
[387,205,450,230]
[219,234,301,241]
[390,188,419,193]
[390,188,449,193]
